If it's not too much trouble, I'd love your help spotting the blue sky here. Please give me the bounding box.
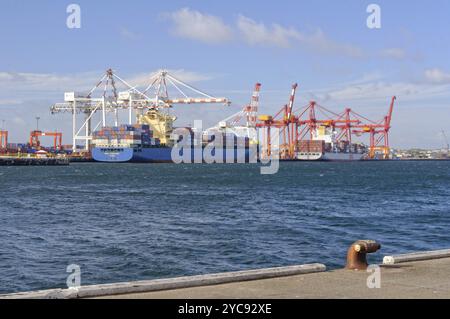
[0,0,449,148]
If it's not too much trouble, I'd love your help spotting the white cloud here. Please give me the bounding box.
[236,15,363,57]
[424,68,450,84]
[0,71,100,92]
[379,48,408,60]
[164,10,363,57]
[237,15,363,57]
[0,99,22,107]
[297,29,364,58]
[0,71,124,109]
[12,116,26,126]
[236,15,299,48]
[166,8,233,44]
[305,78,450,105]
[119,27,140,40]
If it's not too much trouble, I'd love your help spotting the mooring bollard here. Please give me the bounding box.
[346,240,381,270]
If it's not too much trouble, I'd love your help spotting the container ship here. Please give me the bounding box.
[91,124,166,162]
[91,109,253,163]
[296,125,366,161]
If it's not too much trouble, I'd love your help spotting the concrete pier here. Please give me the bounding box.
[99,257,450,299]
[2,248,450,299]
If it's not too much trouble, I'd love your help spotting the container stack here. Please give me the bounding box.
[92,124,160,147]
[202,132,250,148]
[337,141,350,152]
[297,140,325,153]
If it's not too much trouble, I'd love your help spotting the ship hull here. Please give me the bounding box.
[91,147,134,162]
[92,147,252,163]
[297,152,364,161]
[322,152,364,161]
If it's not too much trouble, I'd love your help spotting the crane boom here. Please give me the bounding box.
[386,96,396,128]
[141,70,230,108]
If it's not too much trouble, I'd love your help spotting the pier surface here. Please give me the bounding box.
[98,257,450,299]
[2,250,450,299]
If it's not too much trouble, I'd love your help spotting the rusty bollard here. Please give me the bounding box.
[346,240,381,270]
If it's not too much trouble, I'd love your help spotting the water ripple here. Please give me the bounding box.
[0,161,449,293]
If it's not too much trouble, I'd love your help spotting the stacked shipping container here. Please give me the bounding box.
[297,140,325,153]
[92,124,161,147]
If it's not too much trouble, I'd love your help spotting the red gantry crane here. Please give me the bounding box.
[257,83,299,159]
[295,103,362,148]
[30,131,63,150]
[256,83,396,160]
[352,96,396,159]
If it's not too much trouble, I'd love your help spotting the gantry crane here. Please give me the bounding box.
[50,69,230,151]
[30,131,63,150]
[293,96,395,159]
[352,96,396,159]
[295,102,362,144]
[257,83,298,159]
[255,84,396,160]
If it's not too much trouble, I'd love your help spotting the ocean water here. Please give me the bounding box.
[0,161,449,294]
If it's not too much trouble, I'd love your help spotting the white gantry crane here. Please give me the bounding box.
[50,69,230,152]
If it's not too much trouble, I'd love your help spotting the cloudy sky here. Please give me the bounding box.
[0,0,449,148]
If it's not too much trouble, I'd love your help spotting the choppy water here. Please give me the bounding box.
[0,161,449,293]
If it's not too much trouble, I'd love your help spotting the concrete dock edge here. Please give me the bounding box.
[0,263,326,299]
[383,248,450,265]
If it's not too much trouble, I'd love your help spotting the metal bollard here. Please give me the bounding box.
[346,240,381,270]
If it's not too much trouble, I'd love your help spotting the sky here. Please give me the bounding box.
[0,0,449,148]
